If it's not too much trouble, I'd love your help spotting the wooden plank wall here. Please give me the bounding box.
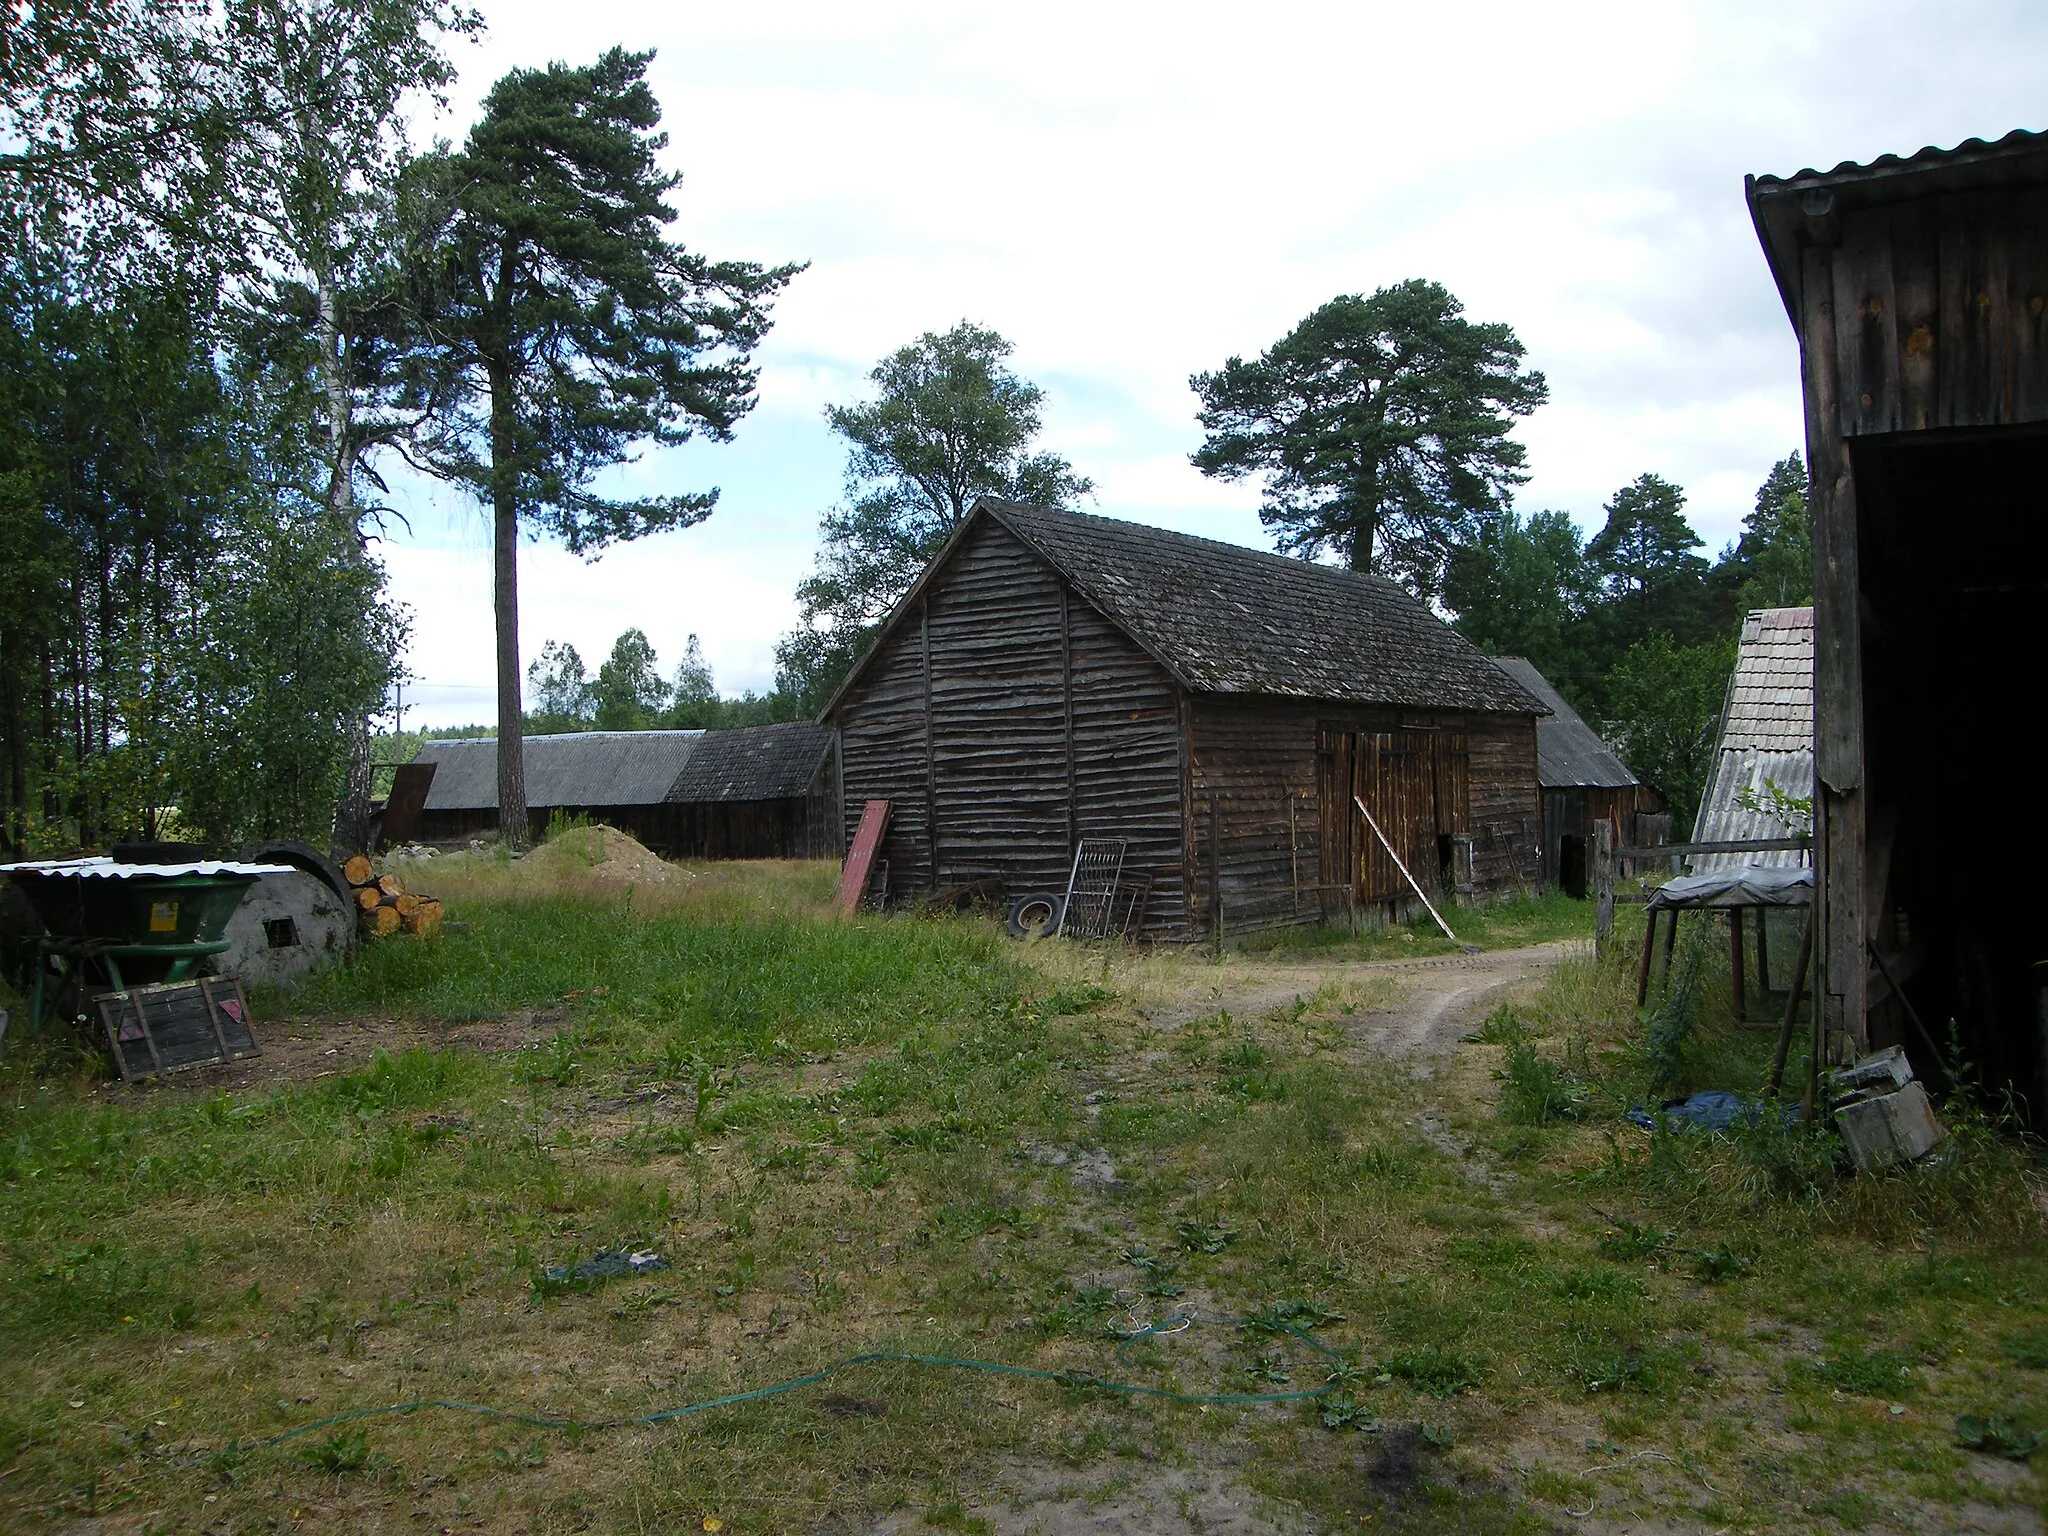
[1799,184,2048,1056]
[1827,192,2048,438]
[410,799,827,860]
[1466,715,1542,895]
[831,518,1188,934]
[1187,700,1539,936]
[1538,784,1658,894]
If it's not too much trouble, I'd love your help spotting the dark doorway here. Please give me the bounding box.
[1559,835,1588,900]
[1855,426,2048,1123]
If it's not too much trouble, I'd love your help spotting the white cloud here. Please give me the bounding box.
[382,0,2048,722]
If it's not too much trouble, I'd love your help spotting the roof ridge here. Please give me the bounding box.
[982,497,1416,597]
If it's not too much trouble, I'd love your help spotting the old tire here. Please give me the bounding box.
[1005,892,1066,941]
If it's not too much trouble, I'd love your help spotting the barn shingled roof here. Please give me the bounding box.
[1692,606,1815,871]
[665,722,835,804]
[1490,658,1637,789]
[961,500,1546,715]
[415,731,703,811]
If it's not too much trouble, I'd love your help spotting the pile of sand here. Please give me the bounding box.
[519,825,689,887]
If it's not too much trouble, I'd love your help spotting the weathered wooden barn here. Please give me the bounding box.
[1491,657,1661,897]
[1748,128,2048,1113]
[822,499,1546,939]
[396,724,839,860]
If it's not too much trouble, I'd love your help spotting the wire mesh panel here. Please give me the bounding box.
[1060,839,1129,938]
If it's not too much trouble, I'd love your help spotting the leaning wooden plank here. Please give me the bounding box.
[836,800,892,915]
[1353,795,1457,942]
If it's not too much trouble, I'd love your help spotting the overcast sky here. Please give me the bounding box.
[381,0,2046,726]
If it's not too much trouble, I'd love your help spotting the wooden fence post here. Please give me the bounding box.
[1594,819,1615,956]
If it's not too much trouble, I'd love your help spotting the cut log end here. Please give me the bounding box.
[376,874,403,899]
[401,899,443,937]
[360,905,401,938]
[394,892,422,919]
[343,854,374,887]
[355,886,384,912]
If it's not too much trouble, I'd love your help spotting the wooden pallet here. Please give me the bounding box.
[98,977,260,1082]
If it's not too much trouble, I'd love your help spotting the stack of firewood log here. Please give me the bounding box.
[342,855,444,939]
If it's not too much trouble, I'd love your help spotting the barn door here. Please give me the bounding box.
[1321,728,1471,906]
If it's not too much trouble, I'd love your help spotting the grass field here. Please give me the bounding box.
[1,851,2042,1534]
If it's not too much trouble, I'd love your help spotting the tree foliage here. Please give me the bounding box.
[410,46,798,842]
[591,628,670,731]
[1190,280,1548,595]
[776,321,1091,714]
[0,268,401,853]
[1443,458,1812,829]
[1588,472,1710,647]
[1602,633,1736,831]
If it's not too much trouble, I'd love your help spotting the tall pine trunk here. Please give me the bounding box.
[488,361,528,848]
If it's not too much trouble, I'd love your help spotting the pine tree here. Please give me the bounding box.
[1190,280,1547,595]
[412,48,798,844]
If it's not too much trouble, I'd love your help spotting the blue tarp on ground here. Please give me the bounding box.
[1626,1089,1799,1131]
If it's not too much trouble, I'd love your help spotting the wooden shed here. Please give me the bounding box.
[1747,128,2048,1111]
[399,724,839,860]
[1492,657,1662,897]
[822,499,1546,939]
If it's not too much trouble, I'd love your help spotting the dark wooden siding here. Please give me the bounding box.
[1467,714,1541,896]
[410,786,835,861]
[1537,784,1662,894]
[831,518,1187,935]
[1186,698,1538,936]
[1825,191,2048,438]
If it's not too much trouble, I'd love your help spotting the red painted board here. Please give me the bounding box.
[836,799,892,915]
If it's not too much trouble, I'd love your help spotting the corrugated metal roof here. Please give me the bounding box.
[1692,749,1815,873]
[415,731,704,811]
[1746,129,2048,327]
[1747,127,2048,193]
[1693,606,1815,871]
[971,501,1546,714]
[1491,657,1636,789]
[666,723,835,804]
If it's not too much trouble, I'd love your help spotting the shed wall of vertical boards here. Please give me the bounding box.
[831,516,1189,935]
[1749,131,2048,1107]
[1185,697,1539,936]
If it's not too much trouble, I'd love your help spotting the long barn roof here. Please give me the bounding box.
[665,722,834,803]
[1491,657,1637,789]
[414,725,831,811]
[829,500,1545,716]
